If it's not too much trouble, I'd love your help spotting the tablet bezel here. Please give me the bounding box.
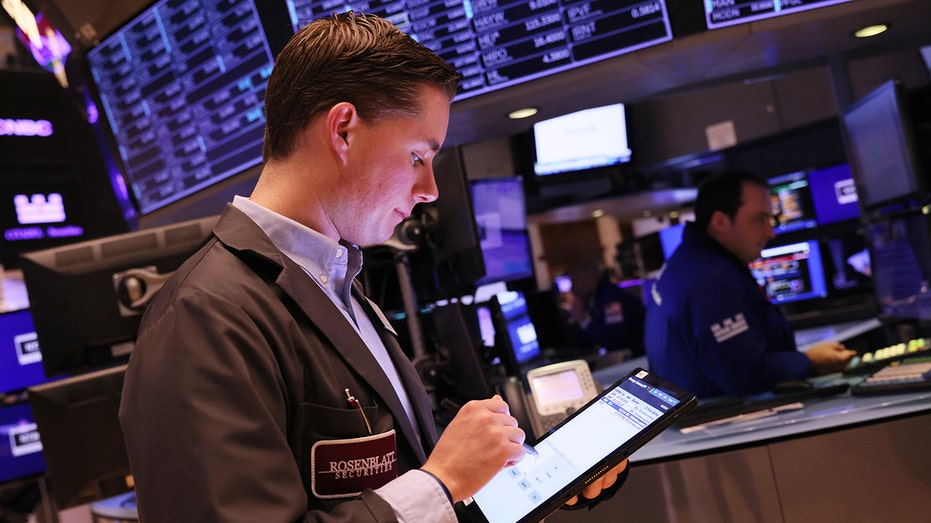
[465,367,698,523]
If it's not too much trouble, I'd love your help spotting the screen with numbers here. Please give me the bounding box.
[85,0,292,215]
[704,0,852,30]
[291,0,673,101]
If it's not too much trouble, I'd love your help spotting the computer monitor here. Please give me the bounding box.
[807,163,861,226]
[83,0,292,217]
[867,211,931,321]
[430,302,494,403]
[0,309,49,396]
[841,79,927,212]
[489,290,541,378]
[27,365,131,510]
[749,240,829,305]
[0,402,46,486]
[768,171,817,234]
[533,103,632,176]
[469,176,534,287]
[19,216,217,378]
[415,145,486,302]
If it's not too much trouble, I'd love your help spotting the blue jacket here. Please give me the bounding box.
[644,223,810,398]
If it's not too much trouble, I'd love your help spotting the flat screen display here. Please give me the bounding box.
[768,171,817,234]
[807,163,860,225]
[704,0,852,30]
[841,79,925,211]
[85,0,291,215]
[749,240,828,304]
[0,402,46,484]
[0,309,49,396]
[470,176,533,286]
[533,103,631,176]
[494,290,541,365]
[291,1,673,101]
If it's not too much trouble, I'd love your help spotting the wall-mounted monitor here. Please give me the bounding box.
[292,1,673,101]
[470,176,534,287]
[0,70,128,267]
[768,170,817,234]
[749,240,828,305]
[841,79,926,212]
[704,0,852,30]
[532,103,632,176]
[807,163,860,226]
[84,0,292,216]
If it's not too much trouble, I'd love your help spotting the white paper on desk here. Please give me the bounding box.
[679,402,805,434]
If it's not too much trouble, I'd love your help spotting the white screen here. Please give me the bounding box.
[533,103,631,176]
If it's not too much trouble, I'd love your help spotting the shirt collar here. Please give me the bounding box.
[231,196,363,307]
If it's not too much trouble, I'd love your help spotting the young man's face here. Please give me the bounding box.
[715,182,776,263]
[337,85,450,246]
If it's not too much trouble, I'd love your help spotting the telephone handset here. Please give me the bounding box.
[500,360,600,441]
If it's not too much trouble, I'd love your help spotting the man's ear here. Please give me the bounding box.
[708,210,731,236]
[326,102,359,164]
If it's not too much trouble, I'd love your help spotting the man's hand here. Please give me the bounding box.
[422,395,526,502]
[564,459,628,506]
[806,342,857,375]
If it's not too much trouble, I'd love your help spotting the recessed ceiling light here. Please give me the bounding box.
[854,23,888,38]
[508,107,538,119]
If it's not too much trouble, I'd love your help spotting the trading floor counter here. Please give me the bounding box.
[551,366,931,522]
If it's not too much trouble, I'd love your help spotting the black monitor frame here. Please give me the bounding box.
[841,79,927,214]
[27,364,131,510]
[20,215,217,378]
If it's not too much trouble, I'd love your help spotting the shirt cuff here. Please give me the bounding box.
[375,470,457,523]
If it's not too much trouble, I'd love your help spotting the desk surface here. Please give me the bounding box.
[591,349,931,465]
[631,383,931,463]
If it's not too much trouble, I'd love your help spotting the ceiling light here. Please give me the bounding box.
[508,107,538,119]
[854,23,888,38]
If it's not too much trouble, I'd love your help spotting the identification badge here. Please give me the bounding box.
[311,430,398,499]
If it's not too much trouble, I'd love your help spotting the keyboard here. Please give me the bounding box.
[850,356,931,396]
[844,338,931,375]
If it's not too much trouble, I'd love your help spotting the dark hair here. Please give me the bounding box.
[262,12,460,160]
[694,169,770,231]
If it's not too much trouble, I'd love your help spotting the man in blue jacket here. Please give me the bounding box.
[645,170,855,398]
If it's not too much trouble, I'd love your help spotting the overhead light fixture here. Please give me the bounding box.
[853,23,888,38]
[508,107,538,119]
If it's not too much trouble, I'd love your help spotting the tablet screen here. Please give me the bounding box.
[469,369,695,523]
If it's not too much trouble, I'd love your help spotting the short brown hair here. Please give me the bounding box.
[262,12,459,161]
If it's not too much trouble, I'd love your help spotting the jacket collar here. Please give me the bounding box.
[212,204,430,462]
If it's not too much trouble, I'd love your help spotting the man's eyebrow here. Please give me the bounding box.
[427,139,440,152]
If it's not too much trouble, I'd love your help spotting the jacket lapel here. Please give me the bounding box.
[212,205,429,462]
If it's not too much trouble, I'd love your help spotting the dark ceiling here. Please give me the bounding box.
[444,0,931,146]
[3,0,930,149]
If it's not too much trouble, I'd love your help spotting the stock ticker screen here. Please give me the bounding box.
[86,0,288,215]
[292,0,673,100]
